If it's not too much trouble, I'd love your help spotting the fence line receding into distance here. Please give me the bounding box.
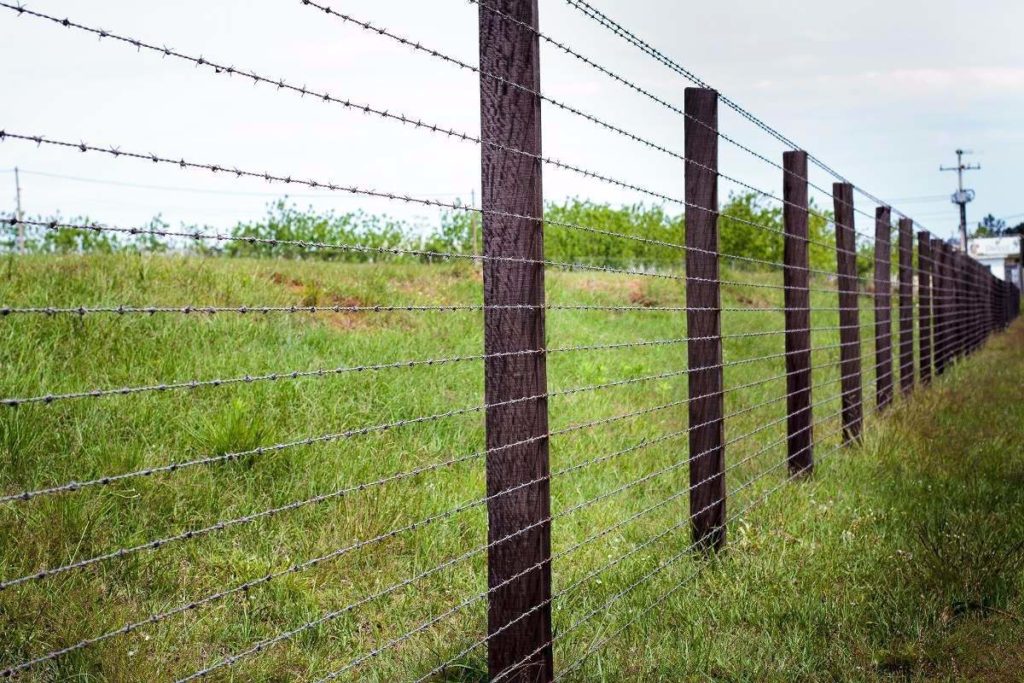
[0,1,1019,681]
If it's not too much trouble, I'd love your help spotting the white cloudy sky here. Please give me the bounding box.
[1,0,1022,242]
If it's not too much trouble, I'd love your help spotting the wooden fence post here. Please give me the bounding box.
[971,260,983,352]
[966,259,976,353]
[479,2,553,679]
[917,231,932,385]
[874,207,893,411]
[782,150,812,475]
[943,242,955,367]
[898,218,914,394]
[932,239,948,375]
[957,252,965,353]
[958,253,966,356]
[833,183,862,443]
[684,87,725,551]
[952,252,964,359]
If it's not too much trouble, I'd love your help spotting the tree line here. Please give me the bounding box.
[6,192,872,274]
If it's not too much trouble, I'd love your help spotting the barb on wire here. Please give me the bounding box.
[0,2,703,219]
[553,422,855,681]
[0,364,692,511]
[179,374,825,681]
[558,0,935,233]
[298,0,694,171]
[8,215,684,283]
[0,404,698,677]
[0,336,689,408]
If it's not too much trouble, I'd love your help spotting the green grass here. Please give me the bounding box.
[0,254,1020,681]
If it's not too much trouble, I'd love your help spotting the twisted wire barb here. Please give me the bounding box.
[0,336,690,408]
[0,365,692,509]
[0,407,693,676]
[0,4,700,215]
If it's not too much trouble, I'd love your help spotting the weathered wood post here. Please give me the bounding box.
[917,231,932,384]
[684,87,726,551]
[479,1,553,679]
[898,218,914,394]
[932,239,948,375]
[833,183,862,443]
[874,207,893,410]
[782,150,812,475]
[950,247,963,359]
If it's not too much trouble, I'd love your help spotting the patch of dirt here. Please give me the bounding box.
[269,272,303,290]
[268,271,373,331]
[566,276,635,298]
[627,281,660,307]
[732,290,774,309]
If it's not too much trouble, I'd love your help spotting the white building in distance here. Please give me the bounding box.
[968,235,1022,287]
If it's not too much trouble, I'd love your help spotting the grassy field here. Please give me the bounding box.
[0,254,1020,681]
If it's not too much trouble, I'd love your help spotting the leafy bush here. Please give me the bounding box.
[6,193,841,274]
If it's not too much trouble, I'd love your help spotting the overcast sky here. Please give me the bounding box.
[1,0,1022,242]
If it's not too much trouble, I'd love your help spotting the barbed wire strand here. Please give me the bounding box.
[0,363,826,598]
[555,0,914,222]
[513,397,871,682]
[0,417,702,677]
[174,379,844,681]
[550,423,854,682]
[0,336,693,408]
[491,416,852,683]
[1,360,850,676]
[331,407,829,683]
[0,3,710,229]
[0,322,872,409]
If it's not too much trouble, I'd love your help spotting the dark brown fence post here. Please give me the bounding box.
[945,247,955,361]
[971,260,983,352]
[479,2,553,679]
[960,254,970,355]
[833,183,862,443]
[782,150,813,475]
[1002,279,1010,329]
[932,239,948,375]
[874,207,893,410]
[898,218,914,394]
[684,87,725,551]
[951,246,962,360]
[966,260,976,353]
[952,252,964,359]
[958,253,966,356]
[917,231,932,384]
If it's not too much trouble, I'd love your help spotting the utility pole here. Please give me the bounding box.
[940,149,979,251]
[14,166,24,254]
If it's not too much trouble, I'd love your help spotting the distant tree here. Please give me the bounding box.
[1005,221,1024,236]
[974,214,1007,237]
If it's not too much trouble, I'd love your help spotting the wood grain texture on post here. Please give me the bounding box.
[917,231,932,385]
[684,87,725,551]
[832,183,862,443]
[932,239,948,375]
[873,207,893,411]
[976,261,984,345]
[898,218,914,394]
[782,150,812,475]
[954,252,966,358]
[478,1,553,680]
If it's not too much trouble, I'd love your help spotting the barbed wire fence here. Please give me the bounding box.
[0,0,1020,681]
